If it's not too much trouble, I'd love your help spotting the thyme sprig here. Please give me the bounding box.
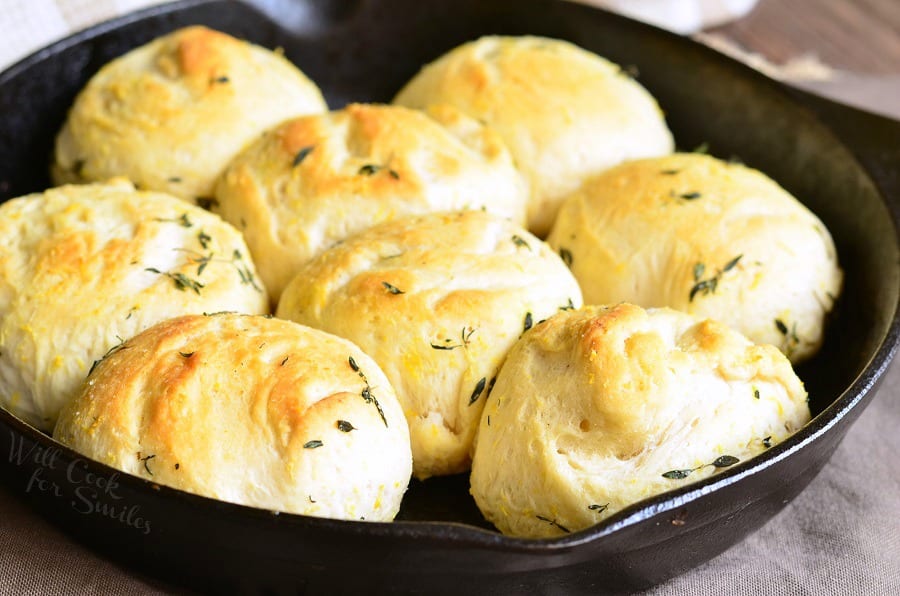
[171,247,262,292]
[348,356,388,427]
[137,453,156,476]
[661,455,740,480]
[88,335,128,377]
[145,267,204,294]
[430,326,476,351]
[689,255,742,302]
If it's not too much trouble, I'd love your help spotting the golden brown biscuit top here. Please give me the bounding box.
[214,103,528,302]
[54,313,412,519]
[393,35,674,235]
[470,303,810,537]
[0,180,268,431]
[546,152,842,362]
[53,26,327,202]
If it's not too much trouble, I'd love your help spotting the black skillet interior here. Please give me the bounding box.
[0,0,898,593]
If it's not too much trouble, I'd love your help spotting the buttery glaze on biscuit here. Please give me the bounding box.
[469,303,810,538]
[54,313,412,521]
[0,180,268,431]
[53,26,326,202]
[276,211,581,479]
[215,103,528,303]
[546,153,842,363]
[393,35,674,235]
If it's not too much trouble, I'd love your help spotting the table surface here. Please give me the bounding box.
[711,0,900,74]
[0,1,898,594]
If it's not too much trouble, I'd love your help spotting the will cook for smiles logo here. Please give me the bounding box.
[8,431,152,535]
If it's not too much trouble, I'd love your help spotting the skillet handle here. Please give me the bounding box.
[785,86,900,214]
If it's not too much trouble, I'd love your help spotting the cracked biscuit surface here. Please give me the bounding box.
[276,211,581,479]
[469,303,810,538]
[54,313,412,521]
[53,26,327,203]
[0,179,268,431]
[215,102,528,303]
[393,35,674,235]
[546,153,842,363]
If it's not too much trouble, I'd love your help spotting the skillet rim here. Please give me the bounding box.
[0,0,897,558]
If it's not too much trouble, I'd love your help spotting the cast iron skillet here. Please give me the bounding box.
[0,0,898,593]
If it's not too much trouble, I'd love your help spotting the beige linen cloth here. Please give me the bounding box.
[0,1,898,594]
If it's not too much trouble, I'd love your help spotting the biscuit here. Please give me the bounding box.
[54,313,412,521]
[546,153,842,363]
[393,35,674,235]
[469,303,810,538]
[214,102,528,303]
[52,26,327,203]
[0,179,268,431]
[276,211,582,479]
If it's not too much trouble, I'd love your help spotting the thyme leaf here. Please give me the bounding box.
[468,377,487,406]
[722,254,743,273]
[523,312,533,334]
[358,163,400,179]
[382,281,404,295]
[337,420,355,432]
[712,455,740,468]
[304,440,324,449]
[292,145,315,167]
[511,235,530,250]
[774,318,801,357]
[588,503,609,513]
[558,247,573,267]
[689,255,742,302]
[661,468,694,480]
[155,213,193,228]
[430,341,457,351]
